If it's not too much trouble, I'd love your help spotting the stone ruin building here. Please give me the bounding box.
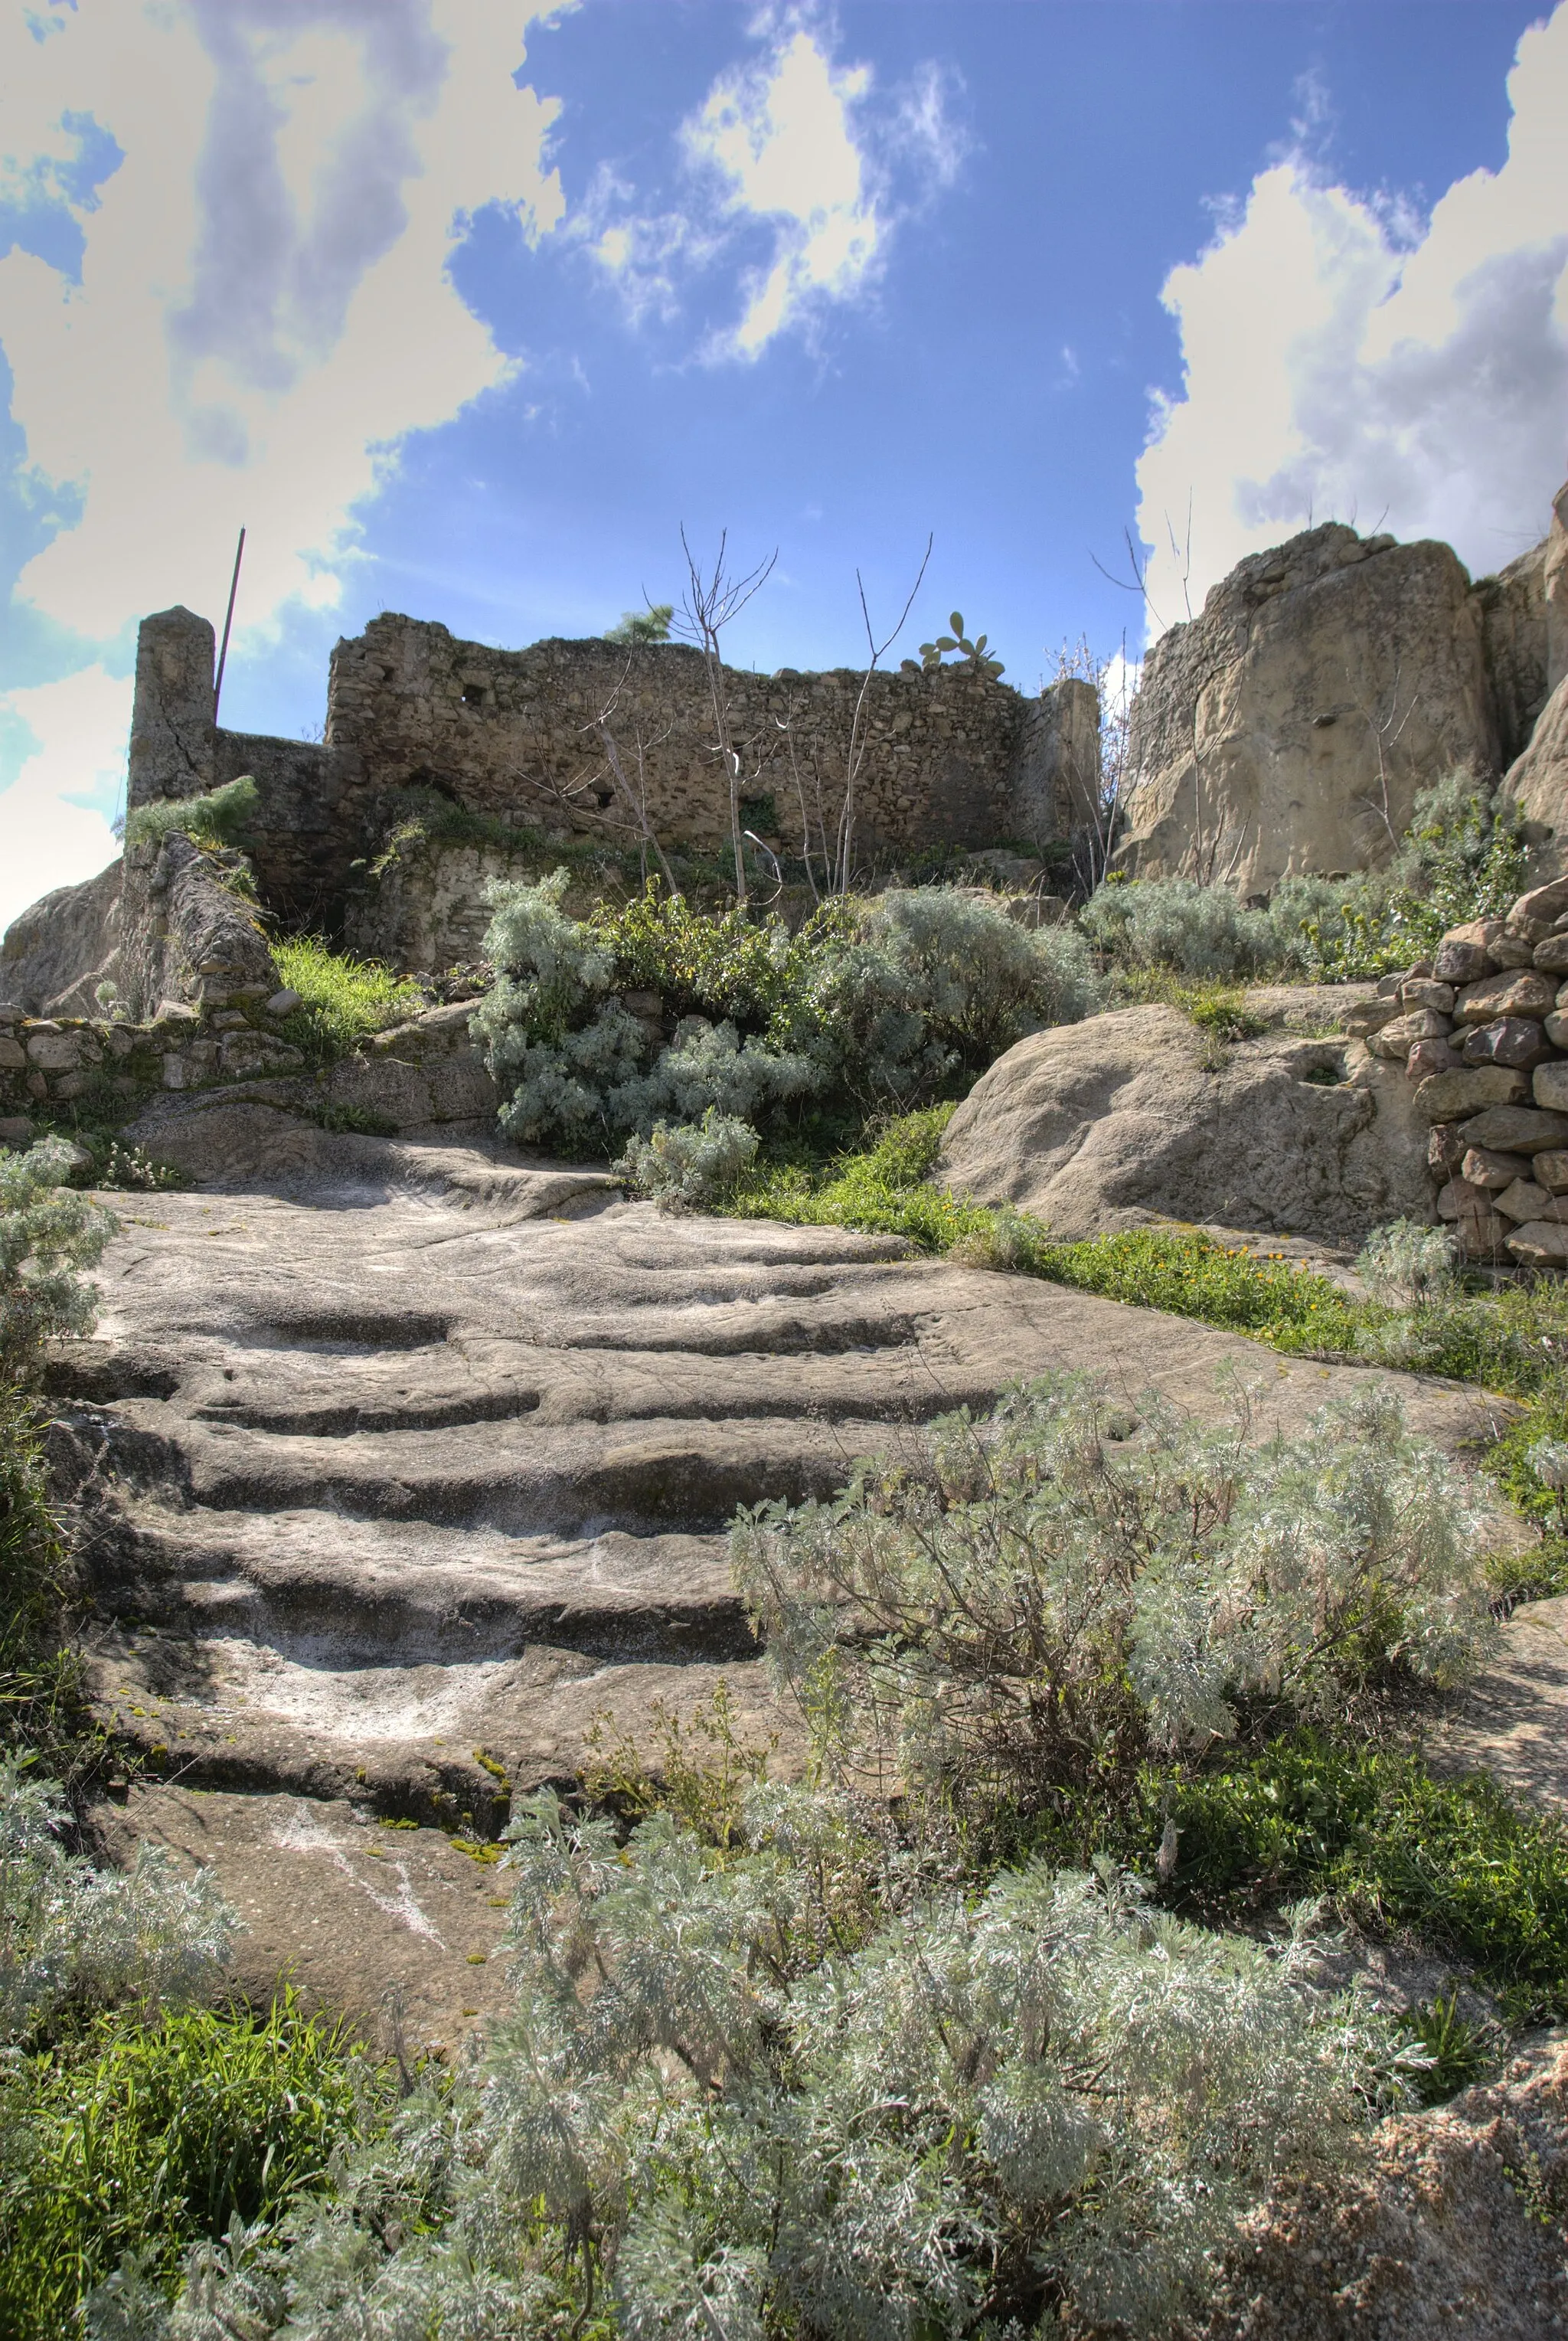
[126,605,1103,972]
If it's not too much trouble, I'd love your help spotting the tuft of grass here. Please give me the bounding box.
[1402,1990,1492,2104]
[270,936,424,1065]
[122,776,259,853]
[729,1102,999,1251]
[0,1991,391,2336]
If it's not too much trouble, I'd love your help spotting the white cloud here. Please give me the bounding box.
[0,665,129,923]
[687,26,878,358]
[0,0,568,933]
[1136,2,1568,639]
[583,18,963,361]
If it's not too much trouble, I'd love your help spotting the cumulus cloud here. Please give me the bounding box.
[1136,3,1568,638]
[0,0,567,931]
[584,15,963,360]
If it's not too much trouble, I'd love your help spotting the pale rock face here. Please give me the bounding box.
[1119,525,1496,897]
[936,1002,1432,1246]
[0,860,122,1015]
[1501,484,1568,871]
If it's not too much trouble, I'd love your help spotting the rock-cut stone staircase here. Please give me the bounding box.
[57,1107,1499,2053]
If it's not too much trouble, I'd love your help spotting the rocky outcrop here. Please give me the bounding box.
[1500,486,1568,870]
[935,998,1431,1247]
[1119,525,1497,897]
[118,831,277,1015]
[0,857,122,1014]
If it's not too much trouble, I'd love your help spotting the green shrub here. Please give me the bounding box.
[1034,1225,1365,1350]
[734,1377,1491,1819]
[616,1107,760,1210]
[0,1139,116,1385]
[0,1993,387,2336]
[270,936,424,1064]
[122,776,260,853]
[472,876,1102,1156]
[0,1394,85,1777]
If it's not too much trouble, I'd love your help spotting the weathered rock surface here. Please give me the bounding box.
[1196,2036,1568,2340]
[1503,671,1568,875]
[119,830,278,1015]
[1119,525,1496,896]
[935,1001,1432,1245]
[64,1111,1502,2046]
[0,858,122,1013]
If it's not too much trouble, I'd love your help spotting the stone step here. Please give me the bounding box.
[95,1504,750,1665]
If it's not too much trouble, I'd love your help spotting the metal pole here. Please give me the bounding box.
[213,525,246,723]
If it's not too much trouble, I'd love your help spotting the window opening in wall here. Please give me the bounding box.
[461,683,485,707]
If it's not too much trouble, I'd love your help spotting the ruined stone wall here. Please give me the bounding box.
[322,616,1055,863]
[122,606,1101,959]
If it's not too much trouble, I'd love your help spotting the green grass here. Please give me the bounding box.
[1139,1735,1568,2020]
[0,1993,390,2337]
[270,936,425,1064]
[0,1392,100,1787]
[728,1103,1001,1251]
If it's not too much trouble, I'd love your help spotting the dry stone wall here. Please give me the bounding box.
[1353,869,1568,1270]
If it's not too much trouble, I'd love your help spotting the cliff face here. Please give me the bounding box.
[1119,488,1567,897]
[1119,525,1498,895]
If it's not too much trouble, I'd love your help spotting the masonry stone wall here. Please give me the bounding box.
[124,607,1101,956]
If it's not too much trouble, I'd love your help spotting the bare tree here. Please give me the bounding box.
[672,528,778,904]
[773,538,933,901]
[586,666,683,897]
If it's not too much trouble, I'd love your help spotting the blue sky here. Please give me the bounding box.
[1,0,1565,932]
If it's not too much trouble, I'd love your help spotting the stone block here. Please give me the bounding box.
[1498,1180,1568,1224]
[1511,877,1568,928]
[1345,997,1402,1038]
[265,989,302,1016]
[1534,1148,1568,1193]
[1454,968,1557,1023]
[1429,1123,1468,1174]
[1458,1103,1568,1153]
[1546,1011,1568,1049]
[1487,933,1540,968]
[1458,1208,1511,1259]
[1461,1017,1553,1069]
[1461,1146,1531,1189]
[1436,1175,1493,1221]
[0,1117,32,1146]
[1434,920,1504,984]
[1536,933,1568,973]
[25,1028,82,1071]
[1399,979,1456,1011]
[162,1054,187,1090]
[1413,1066,1529,1121]
[1537,1061,1568,1113]
[1506,1220,1568,1269]
[1406,1038,1465,1081]
[1368,1009,1452,1058]
[0,1036,24,1070]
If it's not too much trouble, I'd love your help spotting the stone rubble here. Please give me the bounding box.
[1368,872,1568,1269]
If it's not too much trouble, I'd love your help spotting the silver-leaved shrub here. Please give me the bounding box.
[117,1789,1407,2339]
[0,1759,233,2044]
[616,1107,760,1210]
[0,1138,117,1383]
[733,1374,1492,1801]
[471,875,1102,1155]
